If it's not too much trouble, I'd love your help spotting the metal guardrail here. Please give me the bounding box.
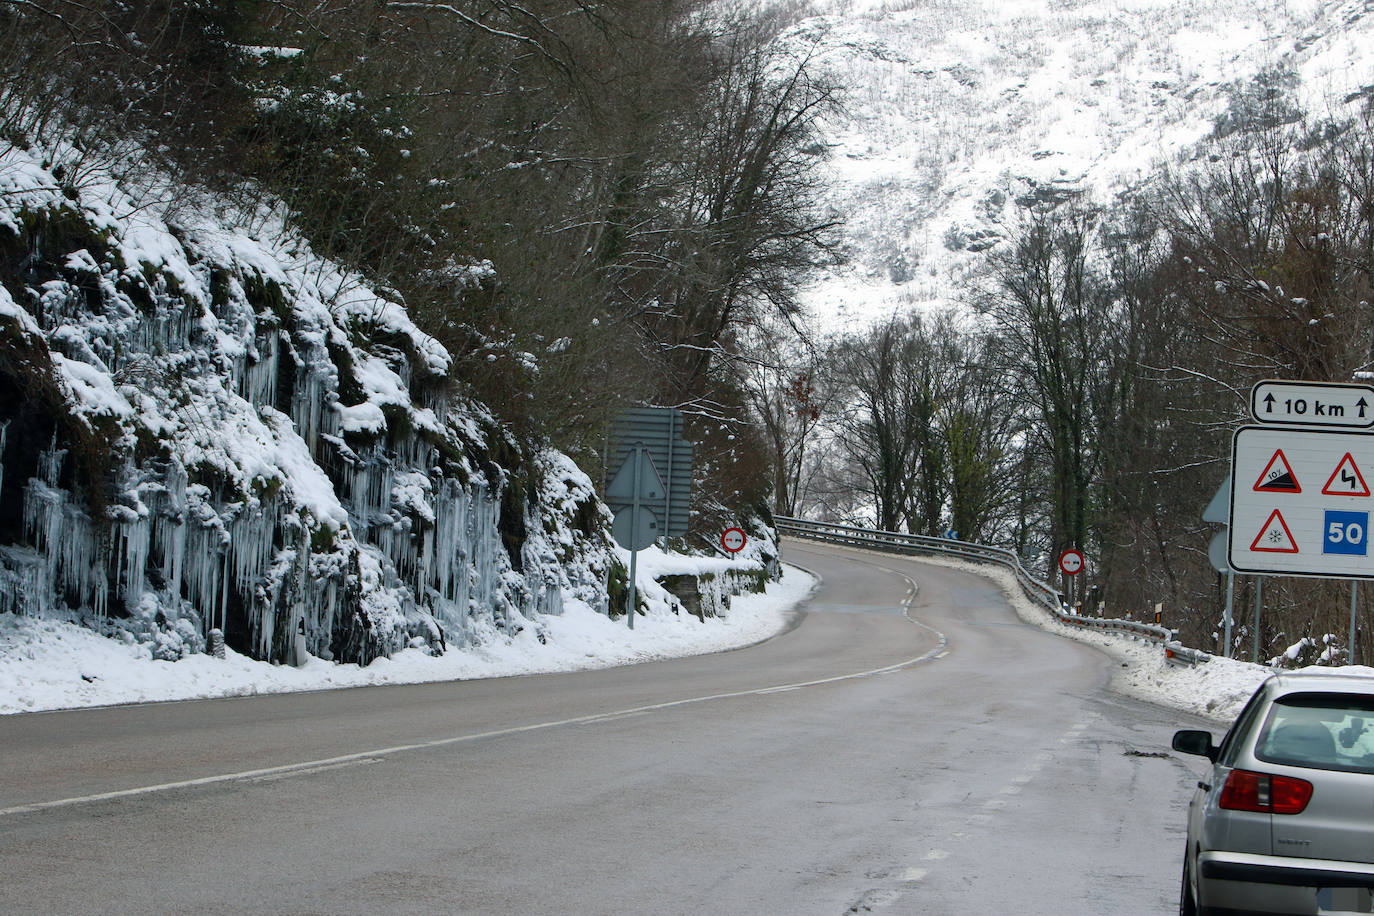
[776,516,1211,667]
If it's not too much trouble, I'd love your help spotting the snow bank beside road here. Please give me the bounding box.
[909,553,1303,726]
[0,565,815,715]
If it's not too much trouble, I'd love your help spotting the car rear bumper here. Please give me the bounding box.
[1199,851,1374,914]
[1201,851,1374,888]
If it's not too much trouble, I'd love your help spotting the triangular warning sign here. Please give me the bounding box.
[1255,450,1301,493]
[1322,453,1371,497]
[1250,509,1299,553]
[606,447,666,507]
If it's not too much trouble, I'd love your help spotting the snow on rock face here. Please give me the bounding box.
[0,140,614,666]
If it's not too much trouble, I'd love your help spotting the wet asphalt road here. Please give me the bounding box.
[0,540,1219,914]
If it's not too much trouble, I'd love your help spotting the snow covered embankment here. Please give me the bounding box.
[917,554,1318,725]
[0,139,776,679]
[0,563,815,714]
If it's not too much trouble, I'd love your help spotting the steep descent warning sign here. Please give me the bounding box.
[1322,453,1371,497]
[1250,509,1299,553]
[1255,449,1301,492]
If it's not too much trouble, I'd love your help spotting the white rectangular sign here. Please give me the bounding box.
[1230,426,1374,577]
[1251,380,1374,429]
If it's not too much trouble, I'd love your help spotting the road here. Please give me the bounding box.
[0,540,1217,914]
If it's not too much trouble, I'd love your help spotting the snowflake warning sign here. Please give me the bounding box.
[1250,509,1299,553]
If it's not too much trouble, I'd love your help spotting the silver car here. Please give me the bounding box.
[1174,672,1374,915]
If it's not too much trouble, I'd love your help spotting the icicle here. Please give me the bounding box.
[133,303,195,359]
[227,496,276,598]
[0,418,8,518]
[470,482,502,626]
[251,331,279,409]
[182,486,229,637]
[23,474,108,618]
[154,462,189,600]
[291,362,339,457]
[38,434,66,487]
[113,515,151,609]
[0,546,44,615]
[236,329,279,410]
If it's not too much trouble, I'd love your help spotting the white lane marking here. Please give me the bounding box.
[247,757,382,784]
[924,849,949,861]
[576,710,651,724]
[0,611,948,818]
[900,868,929,882]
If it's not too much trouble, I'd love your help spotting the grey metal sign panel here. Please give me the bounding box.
[608,407,692,536]
[606,447,666,506]
[1203,478,1230,524]
[1208,530,1231,573]
[612,505,661,551]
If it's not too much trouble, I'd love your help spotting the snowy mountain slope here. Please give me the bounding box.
[785,0,1374,331]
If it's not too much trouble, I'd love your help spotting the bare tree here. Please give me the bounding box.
[978,204,1115,583]
[937,323,1019,543]
[738,320,832,516]
[637,22,843,406]
[829,314,948,533]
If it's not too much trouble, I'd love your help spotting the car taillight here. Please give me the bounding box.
[1218,769,1313,814]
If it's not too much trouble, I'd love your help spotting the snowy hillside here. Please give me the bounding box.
[786,0,1374,331]
[0,136,778,671]
[0,138,607,664]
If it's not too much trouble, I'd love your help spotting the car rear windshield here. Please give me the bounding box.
[1255,692,1374,774]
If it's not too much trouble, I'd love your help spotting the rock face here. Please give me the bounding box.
[0,145,616,665]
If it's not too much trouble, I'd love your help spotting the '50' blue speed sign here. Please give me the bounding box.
[1324,510,1369,556]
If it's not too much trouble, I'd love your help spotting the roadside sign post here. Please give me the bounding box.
[608,443,667,630]
[1229,380,1374,662]
[1059,549,1084,609]
[1223,572,1235,658]
[608,408,693,538]
[605,408,694,631]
